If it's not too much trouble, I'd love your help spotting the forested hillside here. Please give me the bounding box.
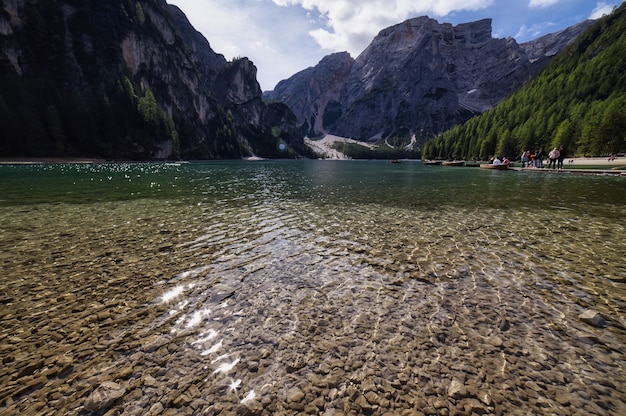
[0,0,306,160]
[422,3,626,160]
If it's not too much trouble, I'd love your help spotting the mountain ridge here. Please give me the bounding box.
[264,16,594,146]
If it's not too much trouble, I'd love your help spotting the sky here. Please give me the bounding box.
[167,0,620,91]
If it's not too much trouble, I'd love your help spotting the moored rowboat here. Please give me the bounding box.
[480,163,510,170]
[442,160,465,166]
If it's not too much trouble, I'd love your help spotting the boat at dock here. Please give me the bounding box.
[442,160,465,167]
[480,163,511,170]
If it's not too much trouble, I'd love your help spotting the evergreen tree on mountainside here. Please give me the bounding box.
[422,3,626,160]
[0,0,302,160]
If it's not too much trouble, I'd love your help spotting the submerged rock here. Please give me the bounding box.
[579,310,607,328]
[84,381,126,412]
[448,379,467,399]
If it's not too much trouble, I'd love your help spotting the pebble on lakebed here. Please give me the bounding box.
[578,309,607,328]
[84,381,126,412]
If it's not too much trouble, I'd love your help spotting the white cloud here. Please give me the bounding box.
[167,0,606,90]
[528,0,561,8]
[168,0,326,90]
[515,20,556,40]
[271,0,495,56]
[590,2,616,19]
[169,0,496,89]
[168,0,248,59]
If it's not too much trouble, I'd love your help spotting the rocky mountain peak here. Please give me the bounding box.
[265,15,593,145]
[451,18,493,44]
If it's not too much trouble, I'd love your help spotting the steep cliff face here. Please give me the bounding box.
[264,52,354,137]
[0,0,302,159]
[265,17,593,144]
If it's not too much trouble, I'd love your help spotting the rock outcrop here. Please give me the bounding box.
[265,17,593,145]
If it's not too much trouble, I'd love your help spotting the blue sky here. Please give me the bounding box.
[168,0,620,91]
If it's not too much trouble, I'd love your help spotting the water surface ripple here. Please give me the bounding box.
[0,161,624,415]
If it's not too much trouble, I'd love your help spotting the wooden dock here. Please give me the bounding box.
[513,167,626,176]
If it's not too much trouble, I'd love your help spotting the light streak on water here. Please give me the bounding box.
[212,358,240,374]
[161,285,184,303]
[200,339,223,356]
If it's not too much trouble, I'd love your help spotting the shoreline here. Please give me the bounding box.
[0,155,624,167]
[542,156,625,167]
[514,157,626,175]
[484,157,624,167]
[0,157,108,164]
[514,167,626,176]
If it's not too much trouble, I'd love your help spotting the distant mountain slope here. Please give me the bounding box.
[264,52,355,138]
[265,17,593,146]
[422,3,626,160]
[0,0,307,160]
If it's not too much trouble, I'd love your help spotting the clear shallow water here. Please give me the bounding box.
[0,161,625,415]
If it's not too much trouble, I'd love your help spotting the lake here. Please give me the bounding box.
[1,160,625,415]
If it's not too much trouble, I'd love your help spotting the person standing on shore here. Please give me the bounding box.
[521,151,529,167]
[537,148,545,168]
[548,147,560,169]
[557,145,566,169]
[533,150,540,168]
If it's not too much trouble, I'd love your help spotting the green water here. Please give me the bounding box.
[1,161,625,415]
[1,160,624,212]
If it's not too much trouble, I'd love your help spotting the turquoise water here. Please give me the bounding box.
[1,161,625,415]
[1,160,624,212]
